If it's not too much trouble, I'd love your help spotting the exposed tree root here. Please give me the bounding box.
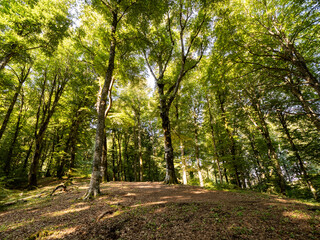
[163,176,179,184]
[83,187,100,200]
[96,209,115,221]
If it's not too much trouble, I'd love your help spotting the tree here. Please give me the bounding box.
[141,0,212,183]
[0,0,71,71]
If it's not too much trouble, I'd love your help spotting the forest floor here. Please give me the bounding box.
[0,179,319,240]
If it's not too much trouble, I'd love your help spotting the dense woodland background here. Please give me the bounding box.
[0,0,319,200]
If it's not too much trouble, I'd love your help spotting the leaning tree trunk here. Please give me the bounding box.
[288,82,320,132]
[0,79,25,141]
[250,97,286,194]
[4,93,24,175]
[84,11,118,199]
[277,110,318,200]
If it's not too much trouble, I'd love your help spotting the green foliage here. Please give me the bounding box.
[0,0,318,202]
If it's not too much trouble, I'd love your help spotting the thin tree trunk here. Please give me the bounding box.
[223,165,228,183]
[124,132,130,181]
[249,93,286,194]
[4,93,24,175]
[206,94,223,183]
[117,132,122,181]
[112,130,116,181]
[247,131,267,181]
[218,94,241,188]
[28,69,67,188]
[288,82,320,132]
[277,110,318,199]
[22,139,34,173]
[0,51,15,72]
[0,67,30,141]
[180,140,187,185]
[133,126,138,181]
[195,126,203,187]
[138,115,143,182]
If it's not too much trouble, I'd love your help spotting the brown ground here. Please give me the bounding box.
[0,180,319,239]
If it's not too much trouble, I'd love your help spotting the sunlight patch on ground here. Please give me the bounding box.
[160,196,190,200]
[126,193,136,196]
[47,227,78,239]
[46,206,90,217]
[131,201,167,208]
[0,219,35,232]
[283,210,312,220]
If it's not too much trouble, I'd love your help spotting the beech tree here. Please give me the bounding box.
[140,0,213,183]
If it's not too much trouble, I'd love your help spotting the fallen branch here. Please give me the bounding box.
[50,184,67,196]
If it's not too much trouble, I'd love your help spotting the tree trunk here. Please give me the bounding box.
[277,110,318,199]
[28,137,43,188]
[161,106,178,184]
[206,94,223,183]
[22,139,34,173]
[0,51,15,72]
[84,10,118,199]
[195,126,204,187]
[218,94,241,188]
[124,132,130,181]
[101,131,108,182]
[117,132,122,181]
[28,70,67,188]
[138,115,143,182]
[247,130,267,181]
[4,93,24,175]
[180,140,188,185]
[112,130,116,181]
[0,71,30,140]
[288,82,320,132]
[250,94,286,194]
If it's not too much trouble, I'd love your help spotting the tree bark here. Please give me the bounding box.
[180,140,188,185]
[287,82,320,132]
[161,105,178,184]
[218,93,241,188]
[137,113,143,182]
[4,92,24,175]
[0,67,30,141]
[28,69,67,188]
[249,92,286,194]
[101,131,108,182]
[205,94,223,183]
[277,110,318,200]
[112,130,116,181]
[117,131,122,181]
[194,125,204,187]
[84,10,118,199]
[0,51,15,72]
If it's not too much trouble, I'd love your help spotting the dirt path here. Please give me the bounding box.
[0,181,319,239]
